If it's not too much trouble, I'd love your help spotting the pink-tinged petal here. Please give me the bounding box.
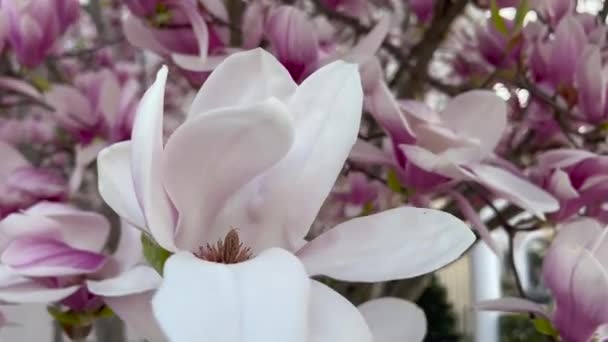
[346,16,390,65]
[241,2,265,49]
[122,14,170,56]
[350,140,395,166]
[552,247,608,341]
[104,292,166,341]
[0,77,44,103]
[358,298,426,342]
[276,60,362,244]
[188,49,296,118]
[400,100,442,124]
[70,141,106,195]
[547,169,578,199]
[211,60,363,253]
[476,297,549,318]
[97,142,146,230]
[400,145,474,179]
[170,3,211,71]
[130,66,177,251]
[449,191,500,255]
[163,99,294,251]
[0,202,110,253]
[366,82,415,146]
[309,280,372,342]
[152,249,310,342]
[0,142,28,180]
[1,237,107,277]
[439,90,507,156]
[550,16,587,86]
[297,207,475,282]
[0,267,80,302]
[87,265,161,297]
[468,164,559,219]
[576,45,606,121]
[536,148,595,171]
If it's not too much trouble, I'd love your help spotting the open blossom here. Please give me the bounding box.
[478,218,608,342]
[531,149,608,223]
[0,202,162,339]
[97,48,475,341]
[0,142,67,218]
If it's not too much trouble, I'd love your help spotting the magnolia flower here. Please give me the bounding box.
[531,149,608,223]
[354,88,558,251]
[98,48,475,341]
[123,0,229,72]
[478,218,608,342]
[45,69,139,145]
[0,202,162,339]
[0,142,67,218]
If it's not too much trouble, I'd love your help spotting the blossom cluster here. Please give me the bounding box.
[0,0,606,341]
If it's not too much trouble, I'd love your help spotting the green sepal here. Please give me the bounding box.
[532,317,559,338]
[141,233,172,275]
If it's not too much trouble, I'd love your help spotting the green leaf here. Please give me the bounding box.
[490,0,509,36]
[514,0,530,32]
[141,233,172,275]
[532,318,559,337]
[387,169,404,194]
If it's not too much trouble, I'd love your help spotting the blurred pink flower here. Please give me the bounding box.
[0,142,67,218]
[479,218,608,342]
[97,49,474,340]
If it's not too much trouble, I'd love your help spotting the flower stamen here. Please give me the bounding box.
[196,229,252,264]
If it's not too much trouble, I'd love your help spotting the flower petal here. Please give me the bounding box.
[297,207,475,282]
[0,141,28,180]
[87,265,161,297]
[163,98,294,251]
[1,237,107,277]
[469,164,559,219]
[309,280,372,342]
[476,297,548,318]
[188,48,296,118]
[358,298,426,342]
[0,266,80,303]
[130,66,177,251]
[152,249,310,342]
[97,141,146,230]
[440,90,507,156]
[103,292,166,341]
[170,3,211,72]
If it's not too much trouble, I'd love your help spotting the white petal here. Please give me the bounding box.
[358,298,426,342]
[440,90,507,156]
[163,99,294,251]
[104,292,166,341]
[188,48,296,117]
[87,265,161,297]
[469,164,559,219]
[130,66,177,251]
[309,280,372,342]
[0,267,80,303]
[152,249,310,342]
[297,207,475,282]
[97,142,146,230]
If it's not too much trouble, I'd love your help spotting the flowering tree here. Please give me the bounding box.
[0,0,606,341]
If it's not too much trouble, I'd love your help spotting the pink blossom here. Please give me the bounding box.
[97,49,475,340]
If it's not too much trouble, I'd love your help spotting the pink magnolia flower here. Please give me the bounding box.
[45,69,139,145]
[123,0,229,72]
[478,218,608,342]
[3,0,78,68]
[0,202,162,339]
[354,88,558,251]
[0,142,67,218]
[531,149,608,222]
[265,6,320,82]
[409,0,434,23]
[97,48,475,340]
